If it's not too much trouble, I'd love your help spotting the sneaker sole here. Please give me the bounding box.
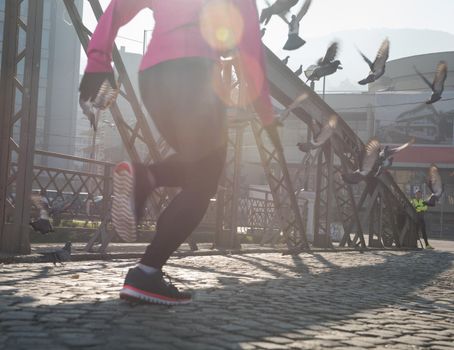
[112,162,136,242]
[119,285,192,306]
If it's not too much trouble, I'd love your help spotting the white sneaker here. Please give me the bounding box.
[112,162,137,242]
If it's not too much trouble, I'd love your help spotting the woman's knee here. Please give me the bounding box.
[187,146,226,196]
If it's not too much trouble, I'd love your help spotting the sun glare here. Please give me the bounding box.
[199,0,244,52]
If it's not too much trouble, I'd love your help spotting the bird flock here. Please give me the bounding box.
[261,0,448,204]
[262,0,448,94]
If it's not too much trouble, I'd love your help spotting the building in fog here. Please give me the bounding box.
[0,0,83,169]
[324,51,454,237]
[39,0,83,168]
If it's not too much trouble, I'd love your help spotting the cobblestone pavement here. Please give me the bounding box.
[1,249,454,349]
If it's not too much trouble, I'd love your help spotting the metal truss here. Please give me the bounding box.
[214,60,245,249]
[263,45,418,250]
[250,118,309,251]
[0,0,44,254]
[335,163,366,248]
[63,0,171,214]
[312,143,335,248]
[1,1,419,254]
[214,59,309,250]
[214,122,245,249]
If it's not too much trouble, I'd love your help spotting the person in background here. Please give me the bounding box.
[411,189,434,249]
[79,0,280,305]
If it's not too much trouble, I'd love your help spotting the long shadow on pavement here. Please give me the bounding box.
[0,250,453,349]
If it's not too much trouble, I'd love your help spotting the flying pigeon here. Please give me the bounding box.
[30,193,79,234]
[283,0,312,51]
[358,38,390,85]
[305,42,342,81]
[377,138,414,171]
[297,115,338,152]
[260,0,299,25]
[414,61,448,104]
[79,79,119,132]
[342,139,381,184]
[294,65,303,77]
[30,218,54,235]
[39,242,72,265]
[425,164,443,206]
[30,194,54,234]
[282,55,290,65]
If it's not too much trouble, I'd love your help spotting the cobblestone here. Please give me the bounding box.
[1,247,453,349]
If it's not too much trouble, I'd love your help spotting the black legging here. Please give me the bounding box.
[416,212,429,246]
[138,57,227,269]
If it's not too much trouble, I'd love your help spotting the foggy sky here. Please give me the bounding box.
[80,0,454,90]
[82,0,454,51]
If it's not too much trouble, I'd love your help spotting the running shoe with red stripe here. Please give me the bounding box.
[120,267,192,305]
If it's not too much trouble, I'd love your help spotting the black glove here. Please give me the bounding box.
[264,119,284,153]
[79,72,117,131]
[79,72,116,102]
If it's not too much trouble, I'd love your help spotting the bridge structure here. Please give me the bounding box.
[0,0,419,255]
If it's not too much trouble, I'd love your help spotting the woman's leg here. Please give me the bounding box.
[138,57,227,268]
[120,58,226,304]
[140,146,226,268]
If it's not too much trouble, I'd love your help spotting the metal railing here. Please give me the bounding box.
[23,150,287,242]
[26,150,113,227]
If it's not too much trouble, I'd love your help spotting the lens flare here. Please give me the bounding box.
[199,1,244,53]
[236,53,265,104]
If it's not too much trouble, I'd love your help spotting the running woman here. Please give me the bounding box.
[79,0,278,305]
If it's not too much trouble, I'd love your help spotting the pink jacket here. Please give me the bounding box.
[85,0,274,125]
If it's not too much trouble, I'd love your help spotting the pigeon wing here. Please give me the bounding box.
[31,195,44,210]
[360,139,381,174]
[373,38,390,71]
[322,42,338,65]
[312,115,338,147]
[262,0,294,24]
[30,218,53,234]
[264,0,291,23]
[31,195,50,220]
[388,138,415,156]
[273,0,299,15]
[427,164,443,197]
[358,49,374,71]
[414,66,434,90]
[295,0,312,22]
[433,61,448,94]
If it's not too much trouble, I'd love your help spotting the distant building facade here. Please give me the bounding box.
[0,0,83,169]
[76,46,149,165]
[324,51,454,237]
